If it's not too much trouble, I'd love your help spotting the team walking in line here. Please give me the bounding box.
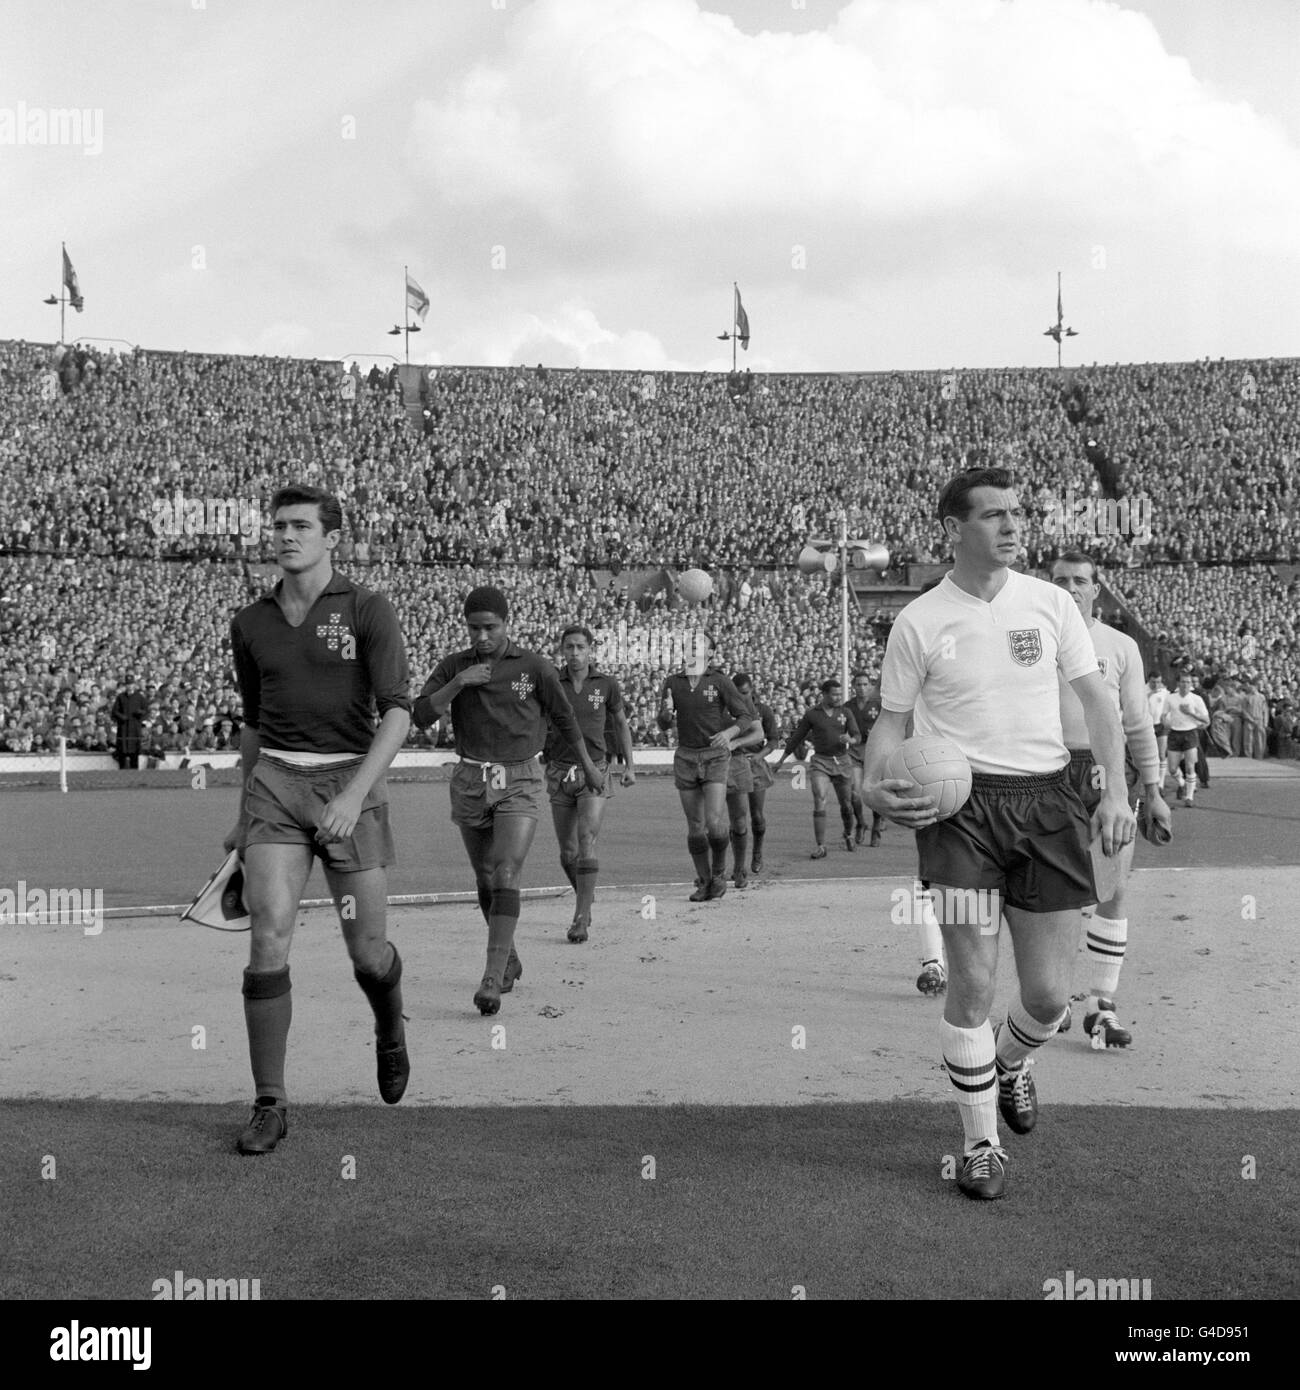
[227,475,1174,1197]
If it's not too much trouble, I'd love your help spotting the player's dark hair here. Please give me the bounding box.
[1054,549,1099,582]
[559,624,594,646]
[820,678,841,694]
[271,484,343,534]
[464,586,509,620]
[936,467,1014,527]
[850,669,870,681]
[732,671,753,689]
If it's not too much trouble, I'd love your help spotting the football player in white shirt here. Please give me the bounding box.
[1163,673,1211,806]
[1146,673,1169,772]
[862,470,1136,1202]
[1051,552,1172,1050]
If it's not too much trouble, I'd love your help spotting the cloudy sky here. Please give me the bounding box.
[4,0,1299,371]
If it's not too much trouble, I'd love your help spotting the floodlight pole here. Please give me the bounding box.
[838,509,850,696]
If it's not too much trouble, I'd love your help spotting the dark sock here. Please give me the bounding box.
[730,830,749,873]
[812,812,827,845]
[487,888,521,979]
[708,834,729,877]
[354,942,404,1047]
[574,858,597,920]
[751,819,765,865]
[850,793,866,829]
[242,965,291,1104]
[687,833,711,884]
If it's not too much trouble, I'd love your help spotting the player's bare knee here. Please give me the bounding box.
[345,934,390,975]
[1021,990,1068,1023]
[248,920,293,971]
[943,988,995,1029]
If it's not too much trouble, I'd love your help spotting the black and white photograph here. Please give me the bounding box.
[2,0,1297,1351]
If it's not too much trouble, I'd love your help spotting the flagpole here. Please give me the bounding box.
[60,242,67,343]
[403,264,409,366]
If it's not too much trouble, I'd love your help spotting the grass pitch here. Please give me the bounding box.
[4,1099,1296,1301]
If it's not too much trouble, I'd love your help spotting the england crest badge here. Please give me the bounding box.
[1008,629,1042,666]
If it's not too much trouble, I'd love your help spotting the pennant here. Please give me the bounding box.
[63,247,84,313]
[405,271,430,322]
[734,286,750,350]
[179,849,251,932]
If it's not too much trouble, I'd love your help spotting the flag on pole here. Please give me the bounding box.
[63,247,84,313]
[734,286,750,350]
[405,271,430,322]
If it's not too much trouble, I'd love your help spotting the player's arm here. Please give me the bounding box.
[729,716,764,752]
[538,663,604,793]
[612,707,636,785]
[318,595,413,843]
[1117,646,1170,836]
[729,693,764,752]
[758,708,780,758]
[859,614,937,825]
[861,707,939,826]
[224,621,261,853]
[656,676,675,731]
[607,680,636,785]
[1070,669,1138,856]
[773,712,813,773]
[413,656,465,726]
[708,677,750,750]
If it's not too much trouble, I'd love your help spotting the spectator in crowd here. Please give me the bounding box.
[110,674,148,769]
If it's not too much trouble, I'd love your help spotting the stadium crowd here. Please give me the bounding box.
[5,341,1300,572]
[0,554,883,756]
[1,339,1295,761]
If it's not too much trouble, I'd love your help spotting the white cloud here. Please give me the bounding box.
[484,302,685,369]
[407,0,1300,269]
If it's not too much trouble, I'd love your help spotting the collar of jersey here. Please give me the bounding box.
[263,572,353,603]
[940,569,1020,610]
[474,640,523,662]
[561,664,599,683]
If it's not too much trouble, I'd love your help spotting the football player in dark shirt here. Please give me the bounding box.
[730,672,780,881]
[543,625,636,943]
[414,587,601,1016]
[773,679,862,858]
[225,485,412,1156]
[657,631,756,901]
[846,669,885,847]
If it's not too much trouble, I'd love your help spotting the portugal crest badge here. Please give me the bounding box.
[1008,629,1042,667]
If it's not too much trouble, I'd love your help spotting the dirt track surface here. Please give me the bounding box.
[5,868,1296,1110]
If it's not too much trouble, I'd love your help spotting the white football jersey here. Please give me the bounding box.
[1058,619,1161,785]
[881,570,1095,775]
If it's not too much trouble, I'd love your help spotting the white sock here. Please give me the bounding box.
[916,880,944,969]
[997,998,1064,1073]
[1086,916,1127,999]
[941,1019,998,1153]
